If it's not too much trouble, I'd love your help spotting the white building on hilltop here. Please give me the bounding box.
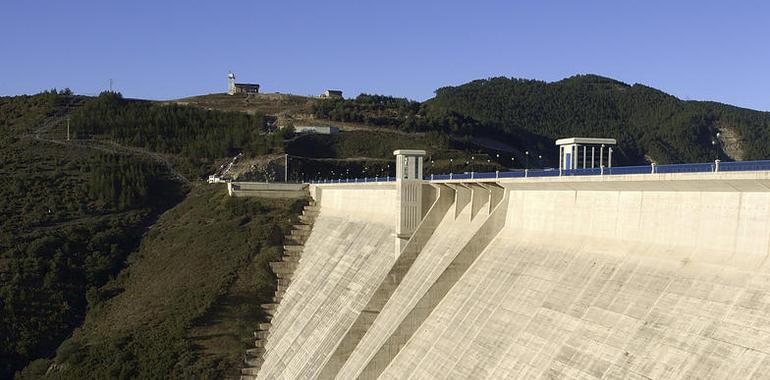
[227,72,260,95]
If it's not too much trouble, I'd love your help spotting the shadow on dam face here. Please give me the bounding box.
[252,172,770,379]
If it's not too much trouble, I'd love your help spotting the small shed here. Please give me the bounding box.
[232,83,260,94]
[322,89,343,99]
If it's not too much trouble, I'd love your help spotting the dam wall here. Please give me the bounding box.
[253,171,770,379]
[255,183,400,379]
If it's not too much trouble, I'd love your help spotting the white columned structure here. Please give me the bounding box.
[556,137,617,173]
[394,149,426,255]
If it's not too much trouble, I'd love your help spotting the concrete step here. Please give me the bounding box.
[254,330,269,340]
[272,295,283,303]
[241,367,261,376]
[282,255,300,263]
[277,279,291,287]
[293,224,312,231]
[290,229,311,238]
[240,375,257,380]
[270,261,298,273]
[299,215,316,223]
[284,244,304,253]
[276,273,293,280]
[246,347,265,356]
[261,304,278,317]
[284,236,305,245]
[303,205,320,212]
[244,355,263,367]
[254,339,265,348]
[258,322,271,331]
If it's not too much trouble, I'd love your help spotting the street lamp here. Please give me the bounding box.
[525,151,530,170]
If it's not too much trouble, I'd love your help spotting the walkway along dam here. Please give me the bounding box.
[240,150,770,379]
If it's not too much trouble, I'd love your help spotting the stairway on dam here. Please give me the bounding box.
[242,169,770,379]
[241,200,319,377]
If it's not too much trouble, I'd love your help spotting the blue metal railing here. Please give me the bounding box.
[307,159,770,184]
[719,160,770,172]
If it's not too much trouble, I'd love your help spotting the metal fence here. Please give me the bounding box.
[308,159,770,184]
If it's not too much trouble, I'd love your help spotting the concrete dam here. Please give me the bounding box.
[242,151,770,379]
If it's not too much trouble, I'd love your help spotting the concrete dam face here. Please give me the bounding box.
[246,171,770,380]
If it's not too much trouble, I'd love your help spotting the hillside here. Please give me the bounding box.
[312,75,770,166]
[16,187,304,379]
[170,92,318,118]
[0,91,291,378]
[0,92,186,378]
[425,75,770,164]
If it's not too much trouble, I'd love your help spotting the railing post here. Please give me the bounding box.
[495,170,499,179]
[524,169,528,178]
[449,173,453,180]
[471,172,475,179]
[559,168,562,177]
[651,163,656,174]
[430,174,434,181]
[600,165,605,176]
[715,159,721,172]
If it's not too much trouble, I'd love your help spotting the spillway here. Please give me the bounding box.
[247,171,770,380]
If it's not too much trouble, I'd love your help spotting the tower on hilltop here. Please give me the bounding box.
[227,72,236,95]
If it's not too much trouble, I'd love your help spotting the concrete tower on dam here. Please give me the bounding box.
[241,149,770,380]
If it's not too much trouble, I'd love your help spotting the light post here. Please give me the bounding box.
[525,151,529,170]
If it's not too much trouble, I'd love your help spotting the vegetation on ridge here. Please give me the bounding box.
[0,92,185,379]
[17,187,303,379]
[313,75,770,165]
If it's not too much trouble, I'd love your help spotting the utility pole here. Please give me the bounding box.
[109,79,113,93]
[66,117,70,140]
[285,154,289,182]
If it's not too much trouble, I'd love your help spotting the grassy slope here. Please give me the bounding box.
[169,93,317,117]
[18,186,304,379]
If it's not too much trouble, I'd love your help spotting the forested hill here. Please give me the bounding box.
[313,75,770,165]
[424,75,770,164]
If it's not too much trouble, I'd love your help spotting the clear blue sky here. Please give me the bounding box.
[1,1,769,110]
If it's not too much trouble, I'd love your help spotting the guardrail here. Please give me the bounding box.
[307,160,770,184]
[308,176,397,184]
